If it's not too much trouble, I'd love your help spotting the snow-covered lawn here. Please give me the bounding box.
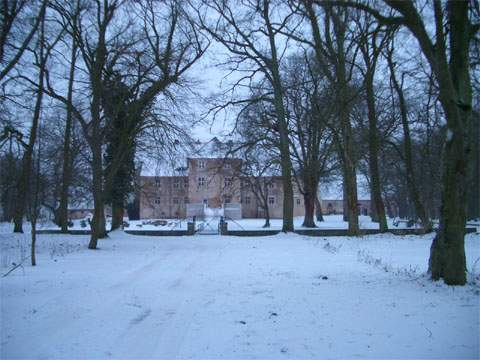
[1,230,479,359]
[228,215,417,230]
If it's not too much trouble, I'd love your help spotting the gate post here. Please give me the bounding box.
[220,221,228,235]
[187,221,195,235]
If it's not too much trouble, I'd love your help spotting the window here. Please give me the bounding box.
[245,196,251,204]
[224,162,231,169]
[173,197,179,204]
[268,196,275,205]
[198,160,205,169]
[224,195,232,204]
[267,182,275,189]
[184,197,189,204]
[154,198,161,204]
[224,177,232,187]
[173,180,180,188]
[155,179,161,188]
[203,198,208,205]
[198,177,205,187]
[184,179,188,188]
[296,198,301,205]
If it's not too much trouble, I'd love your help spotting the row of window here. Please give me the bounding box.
[240,180,276,189]
[153,196,300,206]
[197,177,233,187]
[153,177,281,190]
[153,177,279,190]
[197,160,232,169]
[241,197,302,206]
[240,196,275,205]
[154,179,188,188]
[154,197,189,205]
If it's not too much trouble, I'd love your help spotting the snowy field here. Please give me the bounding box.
[228,215,426,230]
[12,215,460,233]
[1,230,479,359]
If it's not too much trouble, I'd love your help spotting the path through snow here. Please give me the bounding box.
[1,231,479,359]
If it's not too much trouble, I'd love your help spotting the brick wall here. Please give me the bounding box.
[139,157,371,220]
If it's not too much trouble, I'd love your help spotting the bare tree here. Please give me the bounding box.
[195,0,297,231]
[355,14,390,232]
[51,0,81,233]
[386,44,433,233]
[284,54,334,227]
[44,0,207,248]
[301,1,362,235]
[12,7,62,232]
[331,0,478,284]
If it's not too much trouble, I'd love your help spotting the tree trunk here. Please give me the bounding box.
[315,195,324,222]
[369,191,379,222]
[467,116,479,220]
[342,182,348,221]
[365,74,388,232]
[110,200,123,231]
[269,79,293,232]
[58,35,77,233]
[263,205,271,228]
[88,141,106,249]
[263,6,294,232]
[428,112,469,284]
[272,84,294,232]
[302,177,317,227]
[302,192,316,227]
[31,219,37,266]
[343,159,360,235]
[427,1,472,285]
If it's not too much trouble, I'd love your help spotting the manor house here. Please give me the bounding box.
[139,156,371,220]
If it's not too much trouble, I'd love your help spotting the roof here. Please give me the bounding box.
[139,137,237,176]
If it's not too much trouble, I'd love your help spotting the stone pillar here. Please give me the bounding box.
[220,221,228,235]
[187,221,195,235]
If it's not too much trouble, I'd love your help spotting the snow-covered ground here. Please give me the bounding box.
[128,219,188,231]
[228,215,419,230]
[6,215,451,233]
[1,230,479,359]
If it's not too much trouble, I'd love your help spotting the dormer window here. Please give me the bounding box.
[198,160,205,169]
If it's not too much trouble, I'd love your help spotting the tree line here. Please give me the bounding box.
[0,0,478,285]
